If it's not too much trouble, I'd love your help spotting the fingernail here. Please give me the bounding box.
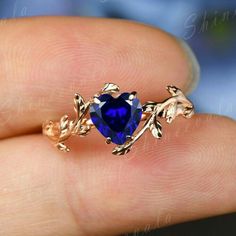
[176,38,200,94]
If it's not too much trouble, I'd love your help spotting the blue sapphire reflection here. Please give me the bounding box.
[90,93,142,145]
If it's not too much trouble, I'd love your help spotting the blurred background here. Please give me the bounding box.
[0,0,235,235]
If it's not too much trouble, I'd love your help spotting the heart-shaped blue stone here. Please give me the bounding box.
[90,93,142,145]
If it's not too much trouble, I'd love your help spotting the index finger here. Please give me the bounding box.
[0,17,199,138]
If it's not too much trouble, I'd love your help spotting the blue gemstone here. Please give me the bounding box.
[90,93,142,145]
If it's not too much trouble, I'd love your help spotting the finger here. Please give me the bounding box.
[0,16,199,138]
[0,115,235,236]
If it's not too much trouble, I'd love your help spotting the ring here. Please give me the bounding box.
[43,83,194,155]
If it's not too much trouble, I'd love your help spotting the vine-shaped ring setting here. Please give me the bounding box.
[43,83,194,155]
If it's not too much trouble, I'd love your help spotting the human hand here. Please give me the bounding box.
[0,17,235,236]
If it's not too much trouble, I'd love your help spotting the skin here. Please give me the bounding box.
[0,17,235,236]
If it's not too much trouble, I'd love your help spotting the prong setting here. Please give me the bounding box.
[93,97,101,104]
[129,91,137,101]
[126,135,133,142]
[106,137,112,144]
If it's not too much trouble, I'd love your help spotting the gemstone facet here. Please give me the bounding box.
[90,93,142,145]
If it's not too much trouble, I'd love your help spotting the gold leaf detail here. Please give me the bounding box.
[150,117,162,139]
